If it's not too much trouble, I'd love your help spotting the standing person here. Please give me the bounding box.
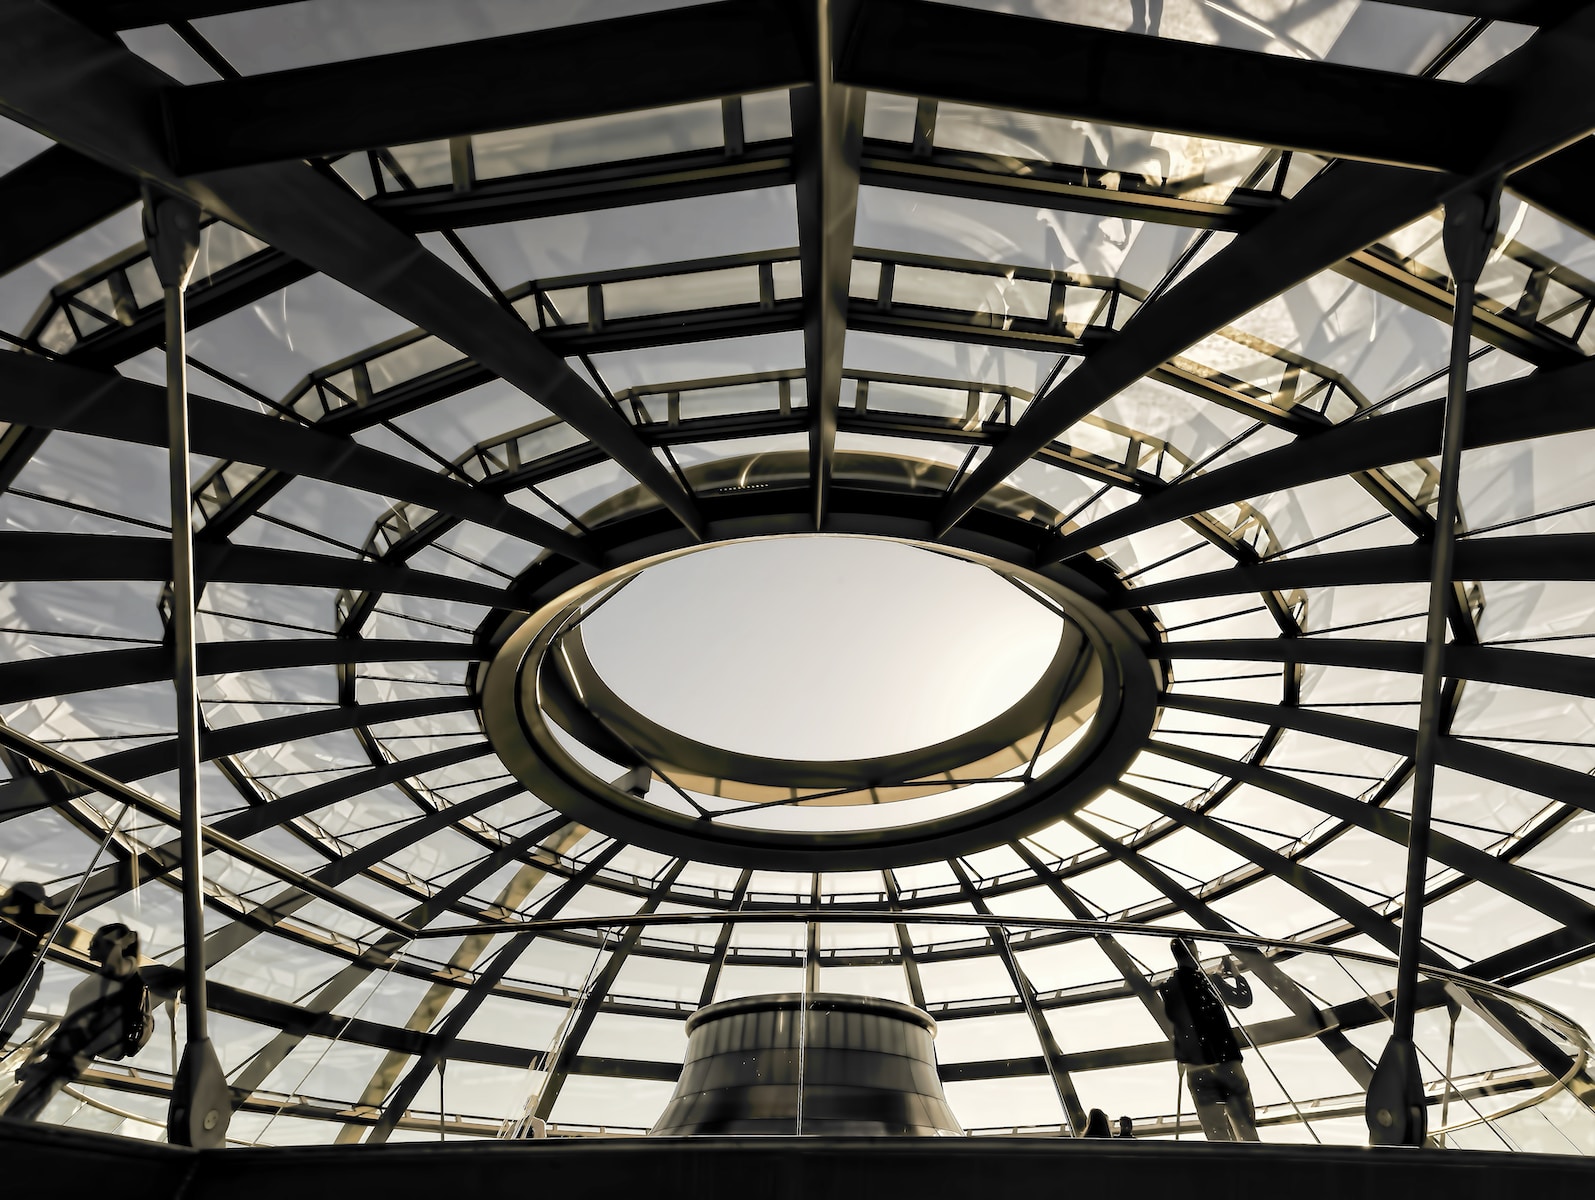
[3,924,153,1122]
[1083,1107,1113,1138]
[0,883,57,1045]
[1157,939,1259,1142]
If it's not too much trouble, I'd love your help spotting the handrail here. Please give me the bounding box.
[398,907,1587,1034]
[0,722,416,938]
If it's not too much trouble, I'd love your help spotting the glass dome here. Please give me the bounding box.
[2,0,1595,1152]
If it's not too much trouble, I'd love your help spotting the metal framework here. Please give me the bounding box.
[2,0,1595,1150]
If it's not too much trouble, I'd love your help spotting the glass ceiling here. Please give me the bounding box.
[3,0,1595,1151]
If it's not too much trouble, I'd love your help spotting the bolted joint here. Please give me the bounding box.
[1440,176,1503,292]
[1365,1035,1427,1147]
[142,186,203,292]
[168,1036,232,1148]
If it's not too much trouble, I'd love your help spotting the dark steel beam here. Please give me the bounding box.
[1122,534,1595,609]
[532,860,686,1121]
[1148,740,1595,943]
[0,0,705,539]
[936,8,1595,535]
[1122,785,1418,957]
[51,0,1588,32]
[1065,810,1377,1088]
[0,143,139,276]
[839,0,1491,172]
[0,694,476,808]
[0,720,416,935]
[0,531,513,607]
[698,870,754,1007]
[0,352,593,565]
[1048,354,1595,563]
[0,638,480,708]
[950,859,1087,1134]
[229,822,587,1105]
[366,842,622,1142]
[1011,842,1173,1038]
[1165,639,1595,702]
[161,1,808,173]
[1511,135,1595,240]
[1161,692,1595,815]
[791,1,864,529]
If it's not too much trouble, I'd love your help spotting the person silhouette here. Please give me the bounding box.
[1157,939,1259,1142]
[0,883,57,1045]
[1116,1115,1136,1139]
[1083,1107,1113,1137]
[3,924,152,1122]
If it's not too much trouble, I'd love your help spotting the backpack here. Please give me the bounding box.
[118,974,155,1059]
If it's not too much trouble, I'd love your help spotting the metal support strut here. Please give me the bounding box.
[144,188,232,1149]
[1365,177,1501,1148]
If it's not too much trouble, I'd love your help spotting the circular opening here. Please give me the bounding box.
[578,537,1067,761]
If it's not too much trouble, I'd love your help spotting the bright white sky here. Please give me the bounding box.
[581,536,1066,760]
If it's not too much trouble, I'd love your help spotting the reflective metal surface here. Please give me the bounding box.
[651,993,963,1137]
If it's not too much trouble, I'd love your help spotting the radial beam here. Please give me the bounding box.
[0,532,513,607]
[1048,353,1595,564]
[1010,841,1173,1038]
[1122,534,1595,609]
[1161,692,1595,814]
[791,0,864,529]
[162,0,807,172]
[532,860,687,1122]
[364,842,622,1142]
[1065,810,1377,1088]
[50,0,1587,31]
[839,0,1491,172]
[0,0,704,540]
[1145,740,1595,940]
[0,638,481,709]
[935,7,1595,536]
[228,820,584,1107]
[0,143,139,276]
[0,352,594,565]
[1164,639,1595,702]
[950,859,1088,1134]
[1511,135,1595,240]
[0,695,477,821]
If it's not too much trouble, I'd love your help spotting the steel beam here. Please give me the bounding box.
[0,352,593,565]
[0,143,139,276]
[1161,692,1595,814]
[950,859,1087,1134]
[839,0,1490,172]
[1123,534,1595,609]
[0,638,482,709]
[1048,354,1595,563]
[365,842,622,1142]
[50,0,1588,31]
[791,0,863,529]
[532,861,687,1121]
[0,0,704,539]
[1065,811,1377,1088]
[936,7,1595,535]
[1146,740,1595,940]
[161,1,808,173]
[1164,639,1595,702]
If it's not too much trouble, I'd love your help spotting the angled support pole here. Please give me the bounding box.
[1366,177,1501,1148]
[145,187,231,1149]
